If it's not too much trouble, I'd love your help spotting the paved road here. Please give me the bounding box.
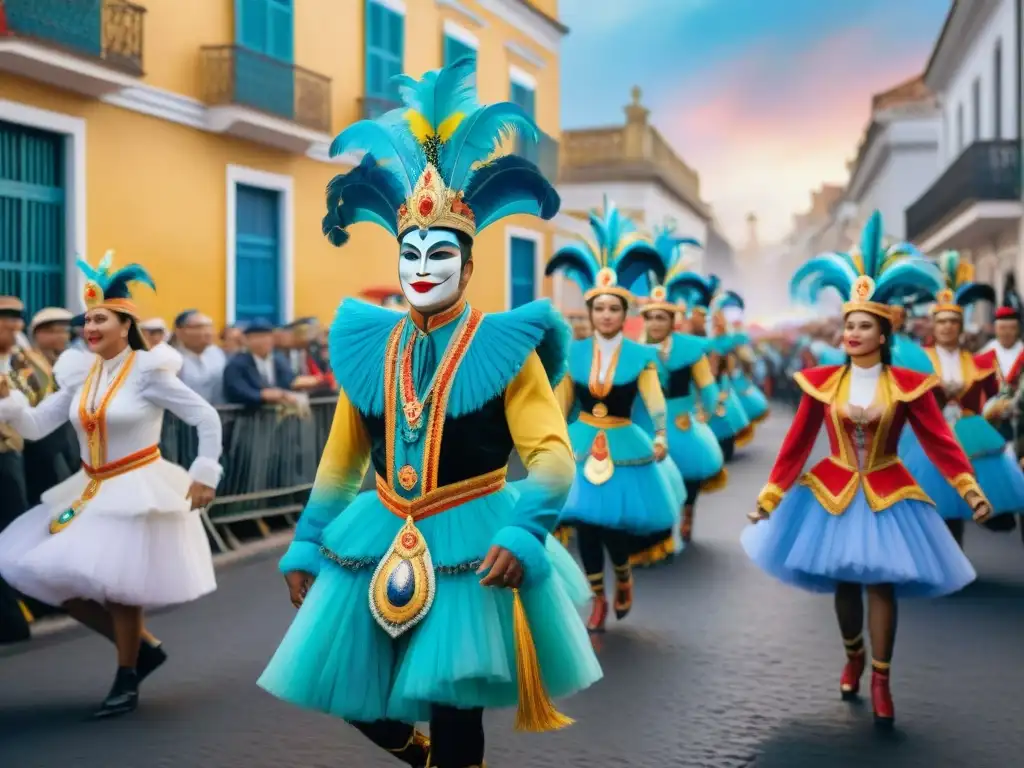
[2,412,1024,767]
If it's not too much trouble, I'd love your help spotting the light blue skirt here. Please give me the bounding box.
[741,486,976,598]
[710,387,752,442]
[660,455,686,510]
[666,400,726,482]
[899,428,1024,519]
[733,378,770,424]
[560,462,678,535]
[258,487,603,723]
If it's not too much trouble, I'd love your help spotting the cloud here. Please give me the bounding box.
[657,26,929,245]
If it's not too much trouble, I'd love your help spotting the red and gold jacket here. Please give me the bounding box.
[923,347,999,414]
[757,364,982,515]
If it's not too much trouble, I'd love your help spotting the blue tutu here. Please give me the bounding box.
[899,425,1024,519]
[659,454,686,510]
[731,371,770,424]
[741,486,976,598]
[710,382,752,443]
[665,399,726,482]
[258,487,603,723]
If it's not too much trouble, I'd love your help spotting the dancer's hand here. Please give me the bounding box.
[747,506,769,524]
[969,493,993,524]
[284,571,314,608]
[186,481,215,510]
[477,546,523,589]
[653,442,667,462]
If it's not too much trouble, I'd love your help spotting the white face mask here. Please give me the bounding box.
[398,229,464,313]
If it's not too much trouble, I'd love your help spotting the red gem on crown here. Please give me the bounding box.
[401,531,418,549]
[419,197,434,216]
[423,169,432,185]
[85,285,96,299]
[398,203,408,218]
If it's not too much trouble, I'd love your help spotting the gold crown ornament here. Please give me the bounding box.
[397,165,476,239]
[842,275,896,323]
[640,284,678,315]
[584,266,632,303]
[931,288,962,317]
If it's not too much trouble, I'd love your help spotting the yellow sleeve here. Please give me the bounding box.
[637,363,667,438]
[692,356,715,389]
[279,386,371,575]
[553,373,575,419]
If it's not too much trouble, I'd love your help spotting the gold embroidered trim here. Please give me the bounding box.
[757,482,784,513]
[794,366,845,403]
[800,470,860,515]
[376,468,506,521]
[578,412,631,428]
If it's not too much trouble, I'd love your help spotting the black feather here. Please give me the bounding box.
[322,155,405,248]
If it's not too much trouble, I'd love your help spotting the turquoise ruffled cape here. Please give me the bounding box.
[259,299,602,723]
[559,337,677,534]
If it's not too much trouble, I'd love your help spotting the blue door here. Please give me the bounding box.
[0,120,65,319]
[234,0,295,120]
[235,184,281,325]
[365,0,404,116]
[510,237,537,309]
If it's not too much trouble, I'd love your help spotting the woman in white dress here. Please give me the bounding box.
[0,253,223,718]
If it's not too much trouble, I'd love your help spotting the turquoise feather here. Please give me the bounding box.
[76,254,156,301]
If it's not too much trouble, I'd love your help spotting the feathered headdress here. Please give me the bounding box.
[322,57,558,246]
[663,264,719,321]
[789,210,942,324]
[544,196,663,303]
[996,272,1021,321]
[931,250,995,317]
[639,222,702,315]
[77,250,156,318]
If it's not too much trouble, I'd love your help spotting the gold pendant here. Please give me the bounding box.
[49,479,100,535]
[591,402,608,418]
[403,399,424,428]
[398,464,419,491]
[674,412,692,431]
[369,516,436,639]
[583,430,614,485]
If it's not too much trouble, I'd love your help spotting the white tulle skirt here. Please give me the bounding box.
[0,459,216,609]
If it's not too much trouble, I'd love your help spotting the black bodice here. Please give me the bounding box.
[359,398,513,488]
[665,366,693,399]
[574,380,638,418]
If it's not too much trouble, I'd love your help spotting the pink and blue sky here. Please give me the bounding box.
[559,0,951,247]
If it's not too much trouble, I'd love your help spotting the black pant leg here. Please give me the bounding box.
[575,523,605,576]
[429,705,485,767]
[684,479,702,506]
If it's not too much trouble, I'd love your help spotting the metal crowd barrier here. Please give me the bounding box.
[160,397,338,553]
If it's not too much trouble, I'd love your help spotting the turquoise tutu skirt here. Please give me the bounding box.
[659,455,686,509]
[899,424,1024,519]
[731,373,770,423]
[666,400,726,482]
[258,486,603,723]
[710,385,751,442]
[741,486,976,598]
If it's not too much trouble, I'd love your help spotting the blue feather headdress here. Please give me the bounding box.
[663,262,719,322]
[544,195,663,304]
[77,250,156,318]
[789,210,942,324]
[634,221,703,315]
[931,250,995,317]
[322,57,559,247]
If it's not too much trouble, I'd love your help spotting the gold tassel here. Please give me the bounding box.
[512,588,574,732]
[18,601,33,623]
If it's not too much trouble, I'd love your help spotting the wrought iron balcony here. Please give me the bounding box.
[0,0,145,75]
[201,45,331,134]
[359,96,402,120]
[516,130,560,182]
[905,140,1022,242]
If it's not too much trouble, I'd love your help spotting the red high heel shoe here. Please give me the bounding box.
[839,651,865,699]
[587,596,608,633]
[613,576,633,620]
[871,669,894,728]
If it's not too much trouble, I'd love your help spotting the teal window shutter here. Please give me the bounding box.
[510,237,537,309]
[366,0,404,101]
[510,81,536,119]
[235,0,293,62]
[444,35,475,65]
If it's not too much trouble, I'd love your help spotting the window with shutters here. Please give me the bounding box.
[509,236,537,309]
[365,0,404,117]
[234,0,295,120]
[235,184,282,325]
[510,80,537,165]
[444,34,475,65]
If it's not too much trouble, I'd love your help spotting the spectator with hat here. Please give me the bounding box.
[29,308,73,365]
[139,317,169,348]
[175,311,226,404]
[223,319,297,407]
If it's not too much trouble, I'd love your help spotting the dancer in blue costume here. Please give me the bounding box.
[680,277,753,461]
[900,251,1024,547]
[257,58,601,768]
[630,225,726,563]
[543,198,676,633]
[722,296,771,426]
[746,212,990,727]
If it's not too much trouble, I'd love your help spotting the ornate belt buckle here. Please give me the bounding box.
[591,402,608,418]
[369,516,436,638]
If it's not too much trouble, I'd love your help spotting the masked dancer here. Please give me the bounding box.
[743,215,989,728]
[0,252,222,717]
[543,198,677,632]
[257,58,601,768]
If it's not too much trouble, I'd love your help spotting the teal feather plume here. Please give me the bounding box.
[77,251,156,300]
[442,102,538,191]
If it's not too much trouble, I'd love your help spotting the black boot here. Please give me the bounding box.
[137,640,167,683]
[93,667,139,719]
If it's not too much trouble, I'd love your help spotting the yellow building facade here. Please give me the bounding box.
[0,0,565,327]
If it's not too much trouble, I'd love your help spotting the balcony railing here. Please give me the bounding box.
[906,140,1022,241]
[516,130,560,182]
[201,45,332,133]
[1,0,146,75]
[359,95,402,120]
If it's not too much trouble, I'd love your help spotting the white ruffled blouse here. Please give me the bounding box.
[0,344,223,490]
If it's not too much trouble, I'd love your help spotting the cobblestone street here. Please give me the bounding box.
[2,413,1024,767]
